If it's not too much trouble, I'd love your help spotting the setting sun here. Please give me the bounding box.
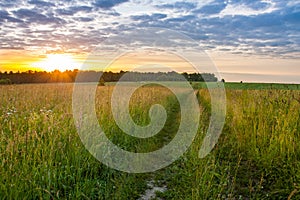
[33,54,81,72]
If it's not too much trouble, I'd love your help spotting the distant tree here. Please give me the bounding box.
[221,79,225,83]
[98,77,105,86]
[0,70,219,84]
[0,78,12,85]
[156,74,168,81]
[182,72,189,80]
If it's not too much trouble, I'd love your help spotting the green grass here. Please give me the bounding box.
[1,83,300,199]
[0,84,173,199]
[192,82,300,90]
[155,88,300,199]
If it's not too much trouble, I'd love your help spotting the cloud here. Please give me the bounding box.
[56,6,93,16]
[28,0,55,7]
[234,0,271,10]
[0,47,25,50]
[93,0,129,9]
[0,10,23,23]
[195,1,226,14]
[13,9,65,25]
[0,0,298,62]
[131,13,167,21]
[76,17,94,22]
[71,6,93,13]
[0,1,21,8]
[56,8,75,16]
[157,1,197,10]
[219,0,277,17]
[166,15,195,22]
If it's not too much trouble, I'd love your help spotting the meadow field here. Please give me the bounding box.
[0,83,300,199]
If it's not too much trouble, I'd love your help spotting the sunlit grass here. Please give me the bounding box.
[158,88,300,199]
[1,83,300,199]
[0,84,172,199]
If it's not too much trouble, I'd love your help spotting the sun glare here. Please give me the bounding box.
[33,54,81,72]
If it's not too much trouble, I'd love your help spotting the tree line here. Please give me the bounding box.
[0,70,218,84]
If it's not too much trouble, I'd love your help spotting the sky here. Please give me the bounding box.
[0,0,299,83]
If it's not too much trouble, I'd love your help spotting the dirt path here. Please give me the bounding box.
[138,90,199,199]
[138,180,167,200]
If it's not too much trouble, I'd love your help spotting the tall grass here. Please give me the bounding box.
[157,89,300,199]
[0,84,173,199]
[1,84,300,199]
[222,90,300,198]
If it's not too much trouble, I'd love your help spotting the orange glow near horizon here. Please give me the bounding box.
[32,54,82,72]
[0,50,87,72]
[80,50,206,73]
[0,49,210,73]
[1,50,300,83]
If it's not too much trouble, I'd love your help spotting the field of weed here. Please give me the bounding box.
[192,82,300,90]
[0,84,174,199]
[157,88,300,199]
[0,83,299,199]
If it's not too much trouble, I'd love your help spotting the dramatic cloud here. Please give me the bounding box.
[28,0,55,7]
[157,1,197,10]
[0,0,299,64]
[195,1,226,15]
[93,0,129,9]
